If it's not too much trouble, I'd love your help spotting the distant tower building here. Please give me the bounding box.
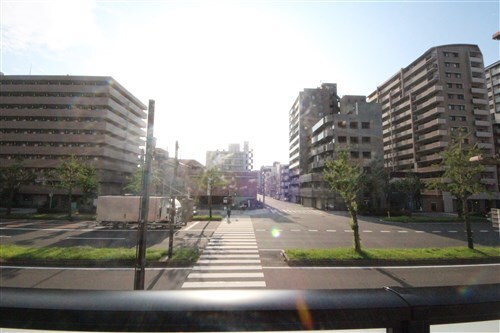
[368,44,499,212]
[485,59,500,192]
[206,141,253,171]
[0,75,147,207]
[288,83,339,203]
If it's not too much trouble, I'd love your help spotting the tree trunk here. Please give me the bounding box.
[462,198,474,250]
[6,190,14,215]
[68,187,73,220]
[348,206,362,253]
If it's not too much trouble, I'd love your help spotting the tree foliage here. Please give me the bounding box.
[428,138,487,249]
[323,150,364,252]
[123,166,163,195]
[392,173,423,211]
[0,158,36,215]
[51,156,99,218]
[363,156,390,212]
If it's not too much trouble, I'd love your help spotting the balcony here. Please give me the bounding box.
[470,66,483,74]
[473,108,490,116]
[476,131,493,138]
[414,107,445,123]
[416,129,448,142]
[472,77,486,84]
[477,142,493,150]
[474,120,492,127]
[416,118,446,132]
[471,87,487,95]
[419,153,441,163]
[469,55,483,63]
[418,141,448,153]
[472,98,488,105]
[414,95,444,112]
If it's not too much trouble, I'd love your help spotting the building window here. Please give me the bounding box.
[455,73,462,78]
[350,137,359,144]
[338,136,347,143]
[362,152,371,159]
[361,122,370,129]
[362,137,371,144]
[350,151,359,158]
[350,122,358,129]
[456,83,463,89]
[457,94,464,100]
[337,121,346,128]
[448,94,454,99]
[447,83,453,88]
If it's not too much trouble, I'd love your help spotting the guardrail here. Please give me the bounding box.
[1,284,499,332]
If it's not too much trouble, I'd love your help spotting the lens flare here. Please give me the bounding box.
[271,227,281,238]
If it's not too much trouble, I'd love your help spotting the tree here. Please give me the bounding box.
[428,139,487,249]
[123,166,162,195]
[197,167,225,219]
[0,159,36,215]
[51,156,99,219]
[323,150,364,253]
[393,173,423,211]
[364,156,390,213]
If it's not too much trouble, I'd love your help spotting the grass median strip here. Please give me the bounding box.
[0,245,198,262]
[382,216,488,223]
[285,247,500,261]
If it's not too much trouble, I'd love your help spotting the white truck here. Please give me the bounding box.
[96,196,182,229]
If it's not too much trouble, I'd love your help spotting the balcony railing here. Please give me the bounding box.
[2,285,497,332]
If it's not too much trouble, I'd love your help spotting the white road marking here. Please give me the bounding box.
[291,229,301,232]
[432,231,442,233]
[182,221,199,231]
[380,231,391,233]
[182,281,266,288]
[66,237,126,240]
[192,265,262,270]
[0,235,12,238]
[187,272,264,278]
[326,230,336,232]
[196,259,261,264]
[363,230,373,233]
[309,229,318,232]
[397,230,408,233]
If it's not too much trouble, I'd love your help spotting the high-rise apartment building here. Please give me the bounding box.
[288,83,339,203]
[368,44,499,212]
[300,95,383,210]
[485,60,500,192]
[206,142,253,171]
[0,75,147,206]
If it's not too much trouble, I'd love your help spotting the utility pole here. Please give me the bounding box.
[134,99,155,290]
[168,141,179,259]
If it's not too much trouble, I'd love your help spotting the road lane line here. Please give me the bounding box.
[397,230,408,233]
[182,221,199,231]
[192,265,262,269]
[432,231,442,233]
[291,229,301,232]
[363,230,373,233]
[380,231,391,233]
[326,230,336,232]
[0,235,12,238]
[66,236,127,240]
[308,229,318,232]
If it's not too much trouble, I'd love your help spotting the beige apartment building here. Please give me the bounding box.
[289,83,339,203]
[300,95,383,210]
[485,60,500,192]
[0,75,147,208]
[368,44,499,213]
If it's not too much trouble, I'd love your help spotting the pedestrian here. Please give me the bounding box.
[227,206,231,220]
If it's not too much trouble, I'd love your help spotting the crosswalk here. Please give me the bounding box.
[182,217,266,289]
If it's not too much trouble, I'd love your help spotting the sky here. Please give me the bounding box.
[1,0,499,169]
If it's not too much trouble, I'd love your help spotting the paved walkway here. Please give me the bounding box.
[181,215,266,289]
